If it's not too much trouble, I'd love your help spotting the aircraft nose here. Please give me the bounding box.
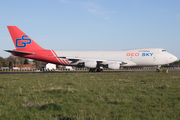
[170,55,178,62]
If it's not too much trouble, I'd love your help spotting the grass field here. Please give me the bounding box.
[0,72,180,119]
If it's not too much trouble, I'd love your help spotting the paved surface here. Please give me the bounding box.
[0,69,180,74]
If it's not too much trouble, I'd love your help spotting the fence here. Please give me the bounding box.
[0,66,179,72]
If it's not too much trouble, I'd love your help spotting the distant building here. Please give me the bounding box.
[44,63,56,70]
[14,64,36,69]
[1,67,9,69]
[63,66,74,70]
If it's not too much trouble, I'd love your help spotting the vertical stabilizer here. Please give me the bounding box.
[7,26,44,51]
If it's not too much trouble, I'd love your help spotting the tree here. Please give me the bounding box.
[24,59,29,64]
[33,60,46,68]
[173,60,180,65]
[17,57,26,64]
[2,57,9,67]
[9,61,13,69]
[0,57,5,68]
[56,64,59,69]
[6,55,20,66]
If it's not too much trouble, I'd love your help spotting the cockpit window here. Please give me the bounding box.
[162,50,166,52]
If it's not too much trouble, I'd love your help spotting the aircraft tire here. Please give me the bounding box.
[89,69,96,72]
[96,68,103,72]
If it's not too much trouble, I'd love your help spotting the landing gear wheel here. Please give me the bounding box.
[89,68,96,72]
[156,65,161,72]
[96,68,103,72]
[89,68,103,72]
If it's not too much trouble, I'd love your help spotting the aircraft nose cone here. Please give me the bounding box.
[170,55,178,62]
[174,56,178,61]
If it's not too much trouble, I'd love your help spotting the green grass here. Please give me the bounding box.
[0,72,180,119]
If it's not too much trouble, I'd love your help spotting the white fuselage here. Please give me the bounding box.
[54,48,177,67]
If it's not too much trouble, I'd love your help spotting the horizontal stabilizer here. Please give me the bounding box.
[4,50,35,55]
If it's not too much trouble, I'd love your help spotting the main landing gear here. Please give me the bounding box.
[89,68,96,72]
[156,65,161,72]
[89,68,103,72]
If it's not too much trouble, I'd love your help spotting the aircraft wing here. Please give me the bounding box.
[57,56,127,65]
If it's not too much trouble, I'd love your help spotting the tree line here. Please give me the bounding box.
[0,55,46,69]
[173,60,180,65]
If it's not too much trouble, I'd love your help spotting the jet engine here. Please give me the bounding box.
[107,63,120,70]
[84,61,97,68]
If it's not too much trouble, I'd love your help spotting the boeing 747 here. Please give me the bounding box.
[5,26,177,72]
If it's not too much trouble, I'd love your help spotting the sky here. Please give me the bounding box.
[0,0,180,59]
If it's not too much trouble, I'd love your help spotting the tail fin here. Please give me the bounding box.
[7,26,44,51]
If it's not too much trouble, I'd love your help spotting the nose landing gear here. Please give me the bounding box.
[156,69,160,72]
[156,65,161,72]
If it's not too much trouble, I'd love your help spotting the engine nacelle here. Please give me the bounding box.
[84,61,97,68]
[108,63,120,70]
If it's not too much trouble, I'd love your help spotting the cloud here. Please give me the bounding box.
[83,2,102,9]
[87,8,115,20]
[58,0,115,20]
[59,0,66,3]
[87,9,111,20]
[82,2,115,20]
[87,9,97,13]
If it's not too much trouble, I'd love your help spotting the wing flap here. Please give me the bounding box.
[57,57,84,62]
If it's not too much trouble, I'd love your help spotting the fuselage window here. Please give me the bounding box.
[138,50,150,52]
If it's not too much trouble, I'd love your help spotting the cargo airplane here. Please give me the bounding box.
[5,26,177,72]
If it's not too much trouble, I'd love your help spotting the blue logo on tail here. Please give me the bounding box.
[16,35,31,48]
